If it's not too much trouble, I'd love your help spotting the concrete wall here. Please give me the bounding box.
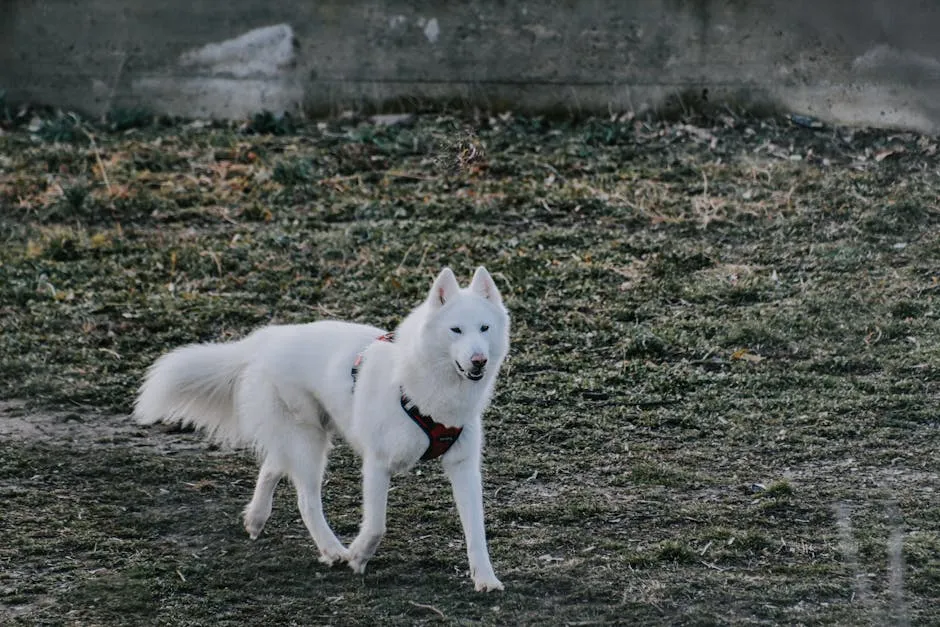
[3,1,940,131]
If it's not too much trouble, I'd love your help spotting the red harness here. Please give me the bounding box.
[351,333,462,461]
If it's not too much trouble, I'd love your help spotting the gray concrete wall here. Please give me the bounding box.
[3,1,940,131]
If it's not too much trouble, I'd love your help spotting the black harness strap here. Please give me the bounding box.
[350,332,462,461]
[399,391,463,461]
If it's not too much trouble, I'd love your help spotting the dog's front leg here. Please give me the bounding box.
[347,456,391,574]
[444,457,504,591]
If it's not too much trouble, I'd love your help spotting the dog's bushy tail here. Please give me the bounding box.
[134,340,249,446]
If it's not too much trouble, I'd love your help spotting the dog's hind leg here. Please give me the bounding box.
[287,427,349,566]
[235,377,346,564]
[347,456,391,574]
[235,377,287,540]
[243,457,282,539]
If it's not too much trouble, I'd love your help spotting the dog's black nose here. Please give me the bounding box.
[471,355,488,369]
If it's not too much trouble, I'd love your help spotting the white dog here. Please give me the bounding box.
[134,267,509,591]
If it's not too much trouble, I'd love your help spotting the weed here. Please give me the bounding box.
[107,107,154,132]
[62,182,89,212]
[245,110,297,136]
[272,157,314,185]
[35,112,86,143]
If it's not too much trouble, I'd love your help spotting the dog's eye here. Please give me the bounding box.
[480,324,490,332]
[450,327,462,334]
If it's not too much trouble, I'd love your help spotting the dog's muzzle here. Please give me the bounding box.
[455,360,486,381]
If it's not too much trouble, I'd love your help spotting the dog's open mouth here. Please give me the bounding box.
[455,361,485,381]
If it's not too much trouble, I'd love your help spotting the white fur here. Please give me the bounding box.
[134,266,509,592]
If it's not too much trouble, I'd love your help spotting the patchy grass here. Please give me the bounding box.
[1,109,939,625]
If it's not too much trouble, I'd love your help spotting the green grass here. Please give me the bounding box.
[1,109,938,625]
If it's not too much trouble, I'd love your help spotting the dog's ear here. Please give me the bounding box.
[428,267,460,309]
[469,266,503,305]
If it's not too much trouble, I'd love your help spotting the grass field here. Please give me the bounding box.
[1,108,938,625]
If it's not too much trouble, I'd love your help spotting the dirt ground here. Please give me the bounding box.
[1,107,938,626]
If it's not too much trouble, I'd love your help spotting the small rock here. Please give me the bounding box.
[790,114,824,129]
[370,113,415,127]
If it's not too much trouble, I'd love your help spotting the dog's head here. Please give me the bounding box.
[424,266,509,383]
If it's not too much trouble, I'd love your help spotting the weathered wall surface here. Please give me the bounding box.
[3,0,940,131]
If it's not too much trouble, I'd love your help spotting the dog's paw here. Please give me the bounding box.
[471,565,504,592]
[346,532,382,574]
[347,555,369,574]
[243,512,268,540]
[473,575,504,592]
[318,546,350,568]
[470,563,504,592]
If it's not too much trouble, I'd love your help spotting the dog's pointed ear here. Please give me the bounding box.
[428,267,460,309]
[469,266,503,305]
